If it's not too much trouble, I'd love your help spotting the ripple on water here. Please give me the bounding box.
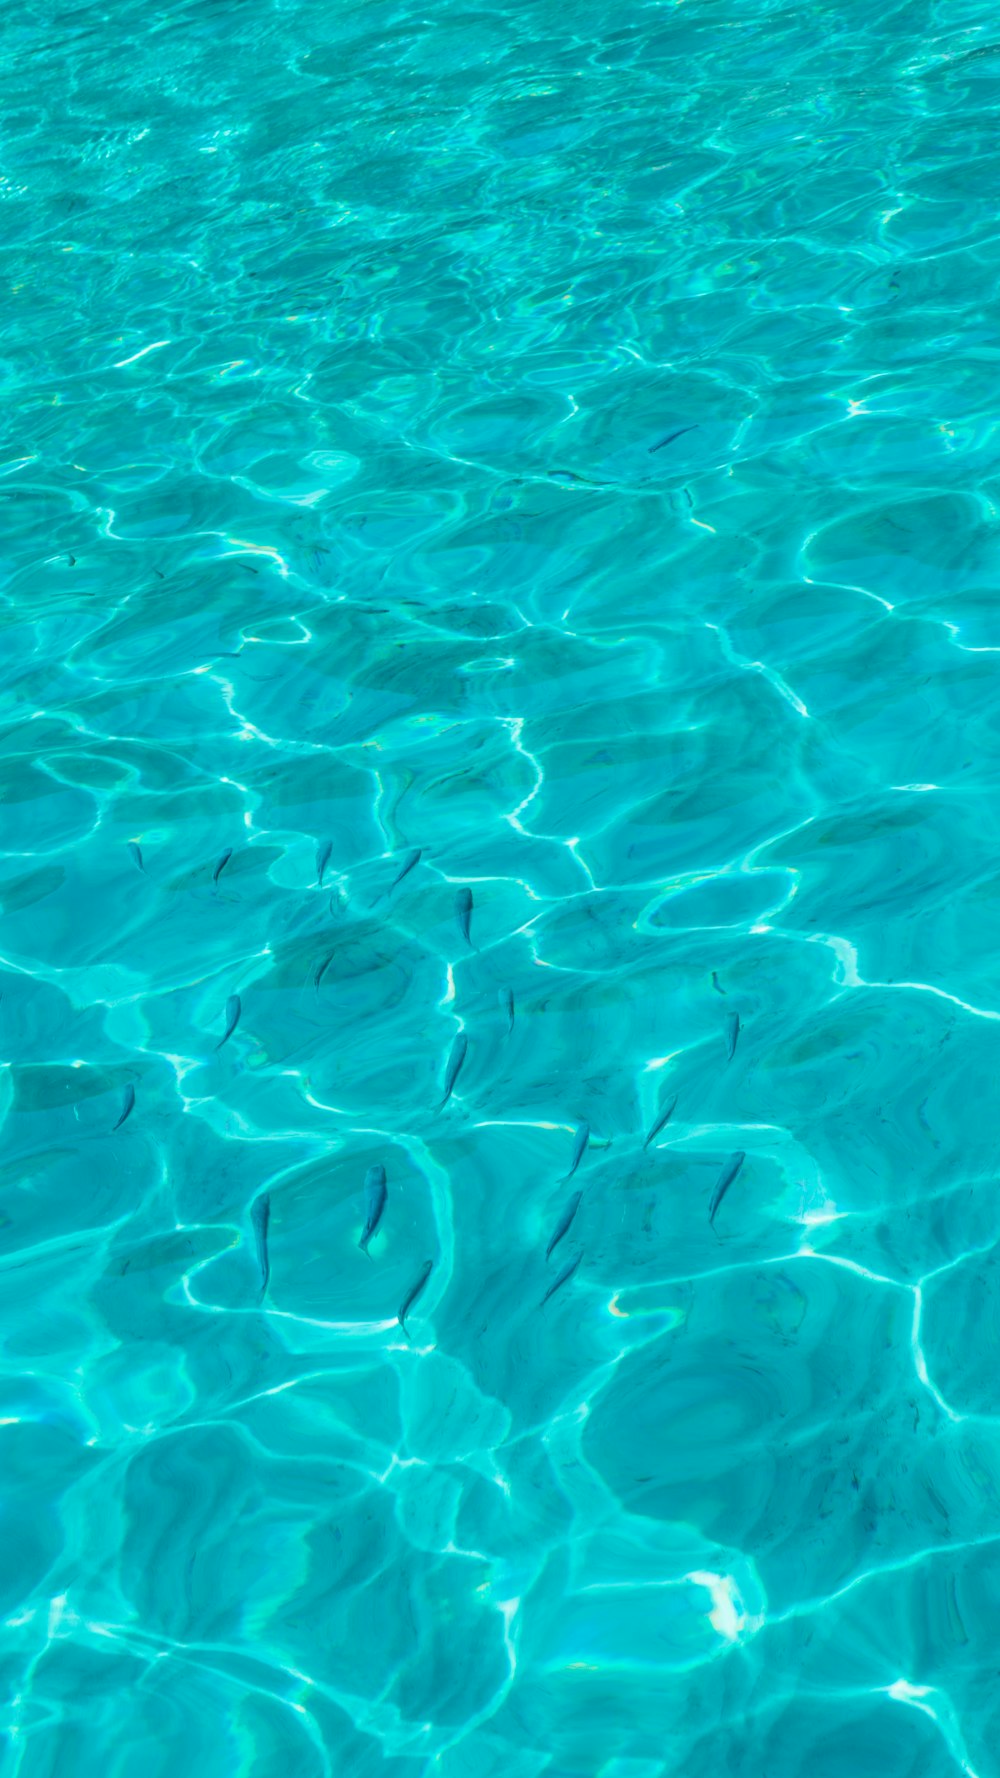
[3,0,1000,1772]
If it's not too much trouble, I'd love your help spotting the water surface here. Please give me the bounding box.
[2,1,999,1774]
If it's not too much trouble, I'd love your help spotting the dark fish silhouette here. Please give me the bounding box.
[540,1252,582,1307]
[643,1094,677,1150]
[649,424,699,455]
[316,840,333,888]
[546,1190,582,1261]
[712,971,726,995]
[127,841,145,875]
[359,1164,387,1254]
[398,1259,433,1331]
[251,1192,271,1298]
[500,987,515,1034]
[565,1120,590,1179]
[440,1034,468,1107]
[212,848,233,888]
[725,1010,740,1061]
[709,1151,745,1226]
[217,994,242,1050]
[112,1084,135,1131]
[314,949,335,993]
[390,848,422,892]
[455,886,473,945]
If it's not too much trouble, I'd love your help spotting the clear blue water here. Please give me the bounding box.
[2,1,999,1773]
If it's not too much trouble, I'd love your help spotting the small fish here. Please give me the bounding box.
[500,986,515,1034]
[549,469,600,489]
[398,1258,433,1331]
[648,424,699,455]
[112,1084,135,1131]
[212,848,233,888]
[359,1163,387,1254]
[440,1033,468,1107]
[390,847,422,892]
[127,841,145,875]
[217,994,242,1050]
[546,1190,582,1261]
[67,554,76,566]
[316,839,333,888]
[251,1192,271,1299]
[314,949,335,993]
[711,971,726,995]
[540,1251,582,1307]
[643,1094,677,1150]
[565,1120,590,1179]
[725,1010,740,1061]
[709,1151,745,1226]
[455,886,473,945]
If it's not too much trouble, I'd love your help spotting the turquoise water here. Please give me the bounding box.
[3,0,1000,1772]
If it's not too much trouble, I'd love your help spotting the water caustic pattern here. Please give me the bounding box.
[4,0,1000,1772]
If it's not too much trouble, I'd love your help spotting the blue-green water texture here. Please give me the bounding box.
[3,0,1000,1773]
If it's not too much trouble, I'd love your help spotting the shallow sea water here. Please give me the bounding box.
[3,0,1000,1773]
